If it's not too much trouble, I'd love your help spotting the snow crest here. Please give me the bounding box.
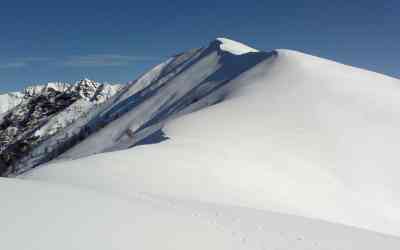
[216,37,259,55]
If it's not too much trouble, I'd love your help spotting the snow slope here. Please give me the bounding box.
[3,177,400,250]
[0,92,23,115]
[23,38,400,239]
[32,99,93,138]
[55,38,271,160]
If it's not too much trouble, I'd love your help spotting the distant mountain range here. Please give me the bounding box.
[0,79,122,175]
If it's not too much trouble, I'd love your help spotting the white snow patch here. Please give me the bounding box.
[0,92,23,115]
[34,100,93,138]
[216,37,259,55]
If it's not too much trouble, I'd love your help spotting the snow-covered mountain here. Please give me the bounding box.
[0,79,122,175]
[23,79,122,102]
[2,38,400,249]
[22,38,400,237]
[0,38,270,175]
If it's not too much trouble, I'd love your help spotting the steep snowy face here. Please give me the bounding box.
[0,92,24,115]
[54,39,272,160]
[0,80,122,176]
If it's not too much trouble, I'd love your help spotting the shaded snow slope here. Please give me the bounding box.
[25,41,400,238]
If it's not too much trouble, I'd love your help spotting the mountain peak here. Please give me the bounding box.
[75,78,99,87]
[214,37,259,55]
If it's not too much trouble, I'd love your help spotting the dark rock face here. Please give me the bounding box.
[0,80,122,176]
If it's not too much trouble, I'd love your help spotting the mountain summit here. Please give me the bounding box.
[215,37,259,55]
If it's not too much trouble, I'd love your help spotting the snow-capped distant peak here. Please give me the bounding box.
[216,37,259,55]
[20,79,123,102]
[0,92,24,115]
[24,82,71,96]
[74,78,100,88]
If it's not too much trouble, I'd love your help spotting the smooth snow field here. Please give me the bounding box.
[3,38,400,249]
[2,177,400,250]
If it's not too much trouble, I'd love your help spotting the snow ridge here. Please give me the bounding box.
[216,37,259,55]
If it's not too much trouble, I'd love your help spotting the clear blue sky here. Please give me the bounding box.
[0,0,398,92]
